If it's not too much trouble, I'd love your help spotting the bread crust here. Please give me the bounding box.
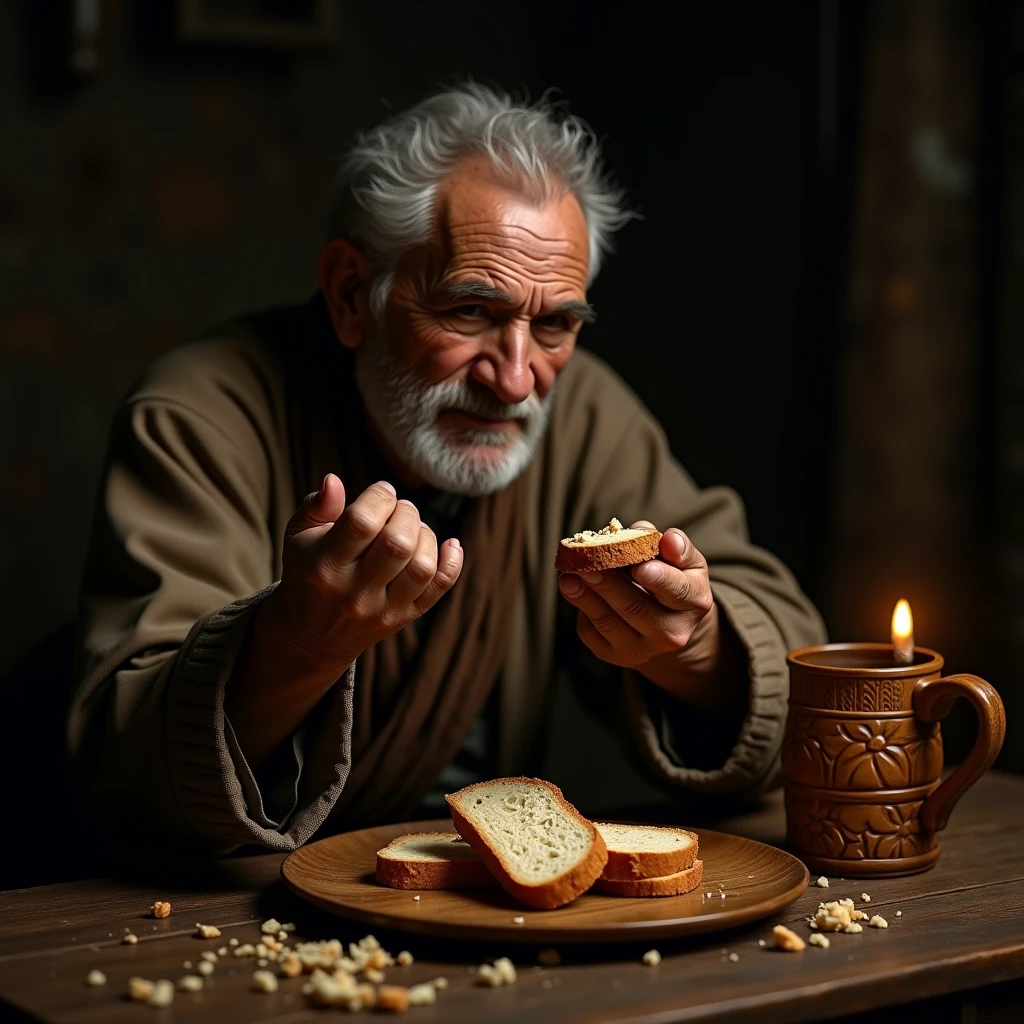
[555,530,662,572]
[446,778,608,910]
[594,858,704,897]
[597,824,699,881]
[376,832,497,890]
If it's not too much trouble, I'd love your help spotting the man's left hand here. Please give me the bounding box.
[557,522,734,710]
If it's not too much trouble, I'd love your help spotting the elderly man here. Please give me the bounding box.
[72,84,825,854]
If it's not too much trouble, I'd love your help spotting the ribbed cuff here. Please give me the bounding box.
[165,583,354,850]
[625,580,789,796]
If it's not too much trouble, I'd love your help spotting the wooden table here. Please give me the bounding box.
[2,772,1023,1024]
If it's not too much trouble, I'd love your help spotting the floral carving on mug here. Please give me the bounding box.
[786,795,937,861]
[782,715,942,789]
[783,795,847,858]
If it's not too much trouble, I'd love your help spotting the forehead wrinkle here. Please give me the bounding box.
[449,217,586,249]
[447,234,587,275]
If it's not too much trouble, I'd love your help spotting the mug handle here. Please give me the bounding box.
[912,674,1006,833]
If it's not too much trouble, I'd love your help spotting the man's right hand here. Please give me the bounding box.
[268,474,464,671]
[226,474,463,766]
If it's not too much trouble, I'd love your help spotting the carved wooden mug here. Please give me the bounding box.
[782,643,1005,877]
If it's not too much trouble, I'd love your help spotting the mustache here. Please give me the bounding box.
[429,379,544,422]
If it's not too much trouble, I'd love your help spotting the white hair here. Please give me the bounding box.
[329,82,633,315]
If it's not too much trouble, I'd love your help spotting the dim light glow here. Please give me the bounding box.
[891,599,914,664]
[891,599,913,643]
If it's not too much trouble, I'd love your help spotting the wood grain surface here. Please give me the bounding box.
[1,771,1023,1024]
[281,824,808,942]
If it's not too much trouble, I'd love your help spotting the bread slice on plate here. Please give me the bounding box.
[595,823,699,881]
[376,832,497,890]
[595,859,705,897]
[555,518,662,572]
[446,778,607,910]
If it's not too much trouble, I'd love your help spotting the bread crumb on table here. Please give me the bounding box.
[150,901,171,919]
[279,953,302,978]
[812,901,867,933]
[147,980,174,1008]
[642,949,662,966]
[396,950,413,966]
[869,915,888,928]
[757,939,766,947]
[376,985,410,1012]
[228,937,239,946]
[128,977,154,1002]
[196,960,214,977]
[252,969,279,993]
[177,975,203,992]
[538,948,561,967]
[182,961,192,970]
[727,952,740,962]
[412,895,421,901]
[85,970,106,987]
[896,911,902,917]
[495,958,517,985]
[122,933,138,945]
[773,925,806,952]
[433,977,448,990]
[513,916,525,925]
[808,933,830,949]
[195,923,221,939]
[815,876,829,888]
[476,958,517,987]
[261,918,281,934]
[408,983,437,1006]
[861,893,871,902]
[200,951,218,964]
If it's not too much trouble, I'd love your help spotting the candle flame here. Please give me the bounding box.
[891,599,913,644]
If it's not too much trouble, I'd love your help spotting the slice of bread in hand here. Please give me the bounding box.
[376,832,497,890]
[555,518,662,572]
[446,778,607,910]
[595,859,704,897]
[596,823,699,881]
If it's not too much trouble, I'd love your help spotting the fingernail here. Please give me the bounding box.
[579,571,602,585]
[560,575,583,597]
[449,538,461,549]
[321,473,332,492]
[378,480,397,496]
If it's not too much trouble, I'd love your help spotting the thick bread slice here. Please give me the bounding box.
[595,859,704,897]
[376,832,497,890]
[446,778,607,910]
[596,823,699,881]
[556,519,662,572]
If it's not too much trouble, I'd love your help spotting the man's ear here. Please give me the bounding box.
[319,239,372,350]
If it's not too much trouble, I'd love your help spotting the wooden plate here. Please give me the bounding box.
[282,819,809,944]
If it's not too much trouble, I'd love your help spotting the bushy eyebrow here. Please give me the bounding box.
[440,281,514,303]
[439,281,596,323]
[551,300,597,324]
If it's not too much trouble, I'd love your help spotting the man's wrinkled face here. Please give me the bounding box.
[354,157,592,495]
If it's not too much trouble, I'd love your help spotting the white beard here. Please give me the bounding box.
[353,323,554,497]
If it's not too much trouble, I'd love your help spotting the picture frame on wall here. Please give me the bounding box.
[177,0,338,50]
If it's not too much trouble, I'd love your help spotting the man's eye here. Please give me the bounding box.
[452,304,487,318]
[534,314,570,330]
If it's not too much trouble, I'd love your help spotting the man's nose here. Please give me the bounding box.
[469,319,535,405]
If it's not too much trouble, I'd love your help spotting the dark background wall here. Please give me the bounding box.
[2,0,1022,882]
